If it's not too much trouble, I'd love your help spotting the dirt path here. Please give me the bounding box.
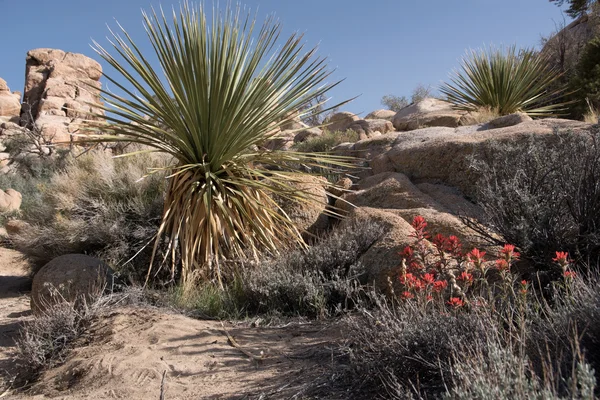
[0,249,340,399]
[0,247,32,395]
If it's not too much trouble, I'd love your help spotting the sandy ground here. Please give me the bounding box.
[0,247,32,397]
[0,248,340,399]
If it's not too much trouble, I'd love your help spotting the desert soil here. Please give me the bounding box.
[0,248,340,399]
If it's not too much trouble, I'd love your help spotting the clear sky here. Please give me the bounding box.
[0,0,571,116]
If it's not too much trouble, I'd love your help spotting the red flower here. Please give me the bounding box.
[457,271,474,283]
[401,246,414,259]
[446,235,462,256]
[468,248,486,263]
[500,244,520,261]
[447,297,465,308]
[399,272,416,286]
[553,251,569,263]
[422,273,436,285]
[495,259,510,272]
[519,280,528,295]
[433,280,448,292]
[401,291,414,300]
[564,270,577,279]
[412,215,427,231]
[433,234,446,250]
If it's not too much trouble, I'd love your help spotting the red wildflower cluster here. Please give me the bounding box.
[447,297,465,308]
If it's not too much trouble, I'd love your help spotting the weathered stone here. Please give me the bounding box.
[365,109,396,121]
[324,111,360,133]
[0,78,9,92]
[0,189,22,212]
[346,119,394,139]
[294,127,323,143]
[392,98,466,131]
[483,112,533,130]
[276,175,330,235]
[30,254,113,314]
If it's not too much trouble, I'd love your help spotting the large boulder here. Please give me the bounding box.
[324,111,360,133]
[0,189,22,213]
[346,119,395,140]
[276,175,330,235]
[365,109,396,121]
[294,127,323,143]
[336,173,484,290]
[21,48,103,144]
[392,98,468,131]
[31,254,113,314]
[0,78,21,121]
[333,119,591,198]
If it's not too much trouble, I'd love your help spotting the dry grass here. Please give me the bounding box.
[11,148,169,281]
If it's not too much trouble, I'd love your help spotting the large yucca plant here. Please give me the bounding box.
[84,3,352,286]
[440,45,568,117]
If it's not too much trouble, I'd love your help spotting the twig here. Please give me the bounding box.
[159,370,166,400]
[220,322,265,364]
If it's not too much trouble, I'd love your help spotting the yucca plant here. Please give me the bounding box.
[84,3,352,287]
[440,45,568,117]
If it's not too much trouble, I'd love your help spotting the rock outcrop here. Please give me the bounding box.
[392,98,473,131]
[334,118,591,198]
[0,79,21,122]
[365,109,396,121]
[21,48,103,143]
[324,111,360,133]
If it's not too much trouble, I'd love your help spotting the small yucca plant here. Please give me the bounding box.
[84,3,352,287]
[440,45,568,117]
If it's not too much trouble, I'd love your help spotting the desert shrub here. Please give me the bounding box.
[15,302,88,378]
[293,130,360,153]
[171,219,384,319]
[330,299,490,399]
[13,288,147,384]
[12,149,168,281]
[471,127,600,270]
[440,45,568,117]
[527,277,600,394]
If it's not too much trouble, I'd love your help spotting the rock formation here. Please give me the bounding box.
[21,48,103,143]
[0,79,21,123]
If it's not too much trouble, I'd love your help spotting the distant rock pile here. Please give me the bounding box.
[21,48,104,143]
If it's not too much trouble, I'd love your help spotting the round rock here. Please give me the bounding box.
[31,254,113,314]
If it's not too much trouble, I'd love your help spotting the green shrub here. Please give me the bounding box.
[293,130,360,153]
[470,127,600,270]
[12,149,168,281]
[440,45,568,117]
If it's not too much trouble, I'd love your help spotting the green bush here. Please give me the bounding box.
[12,149,168,281]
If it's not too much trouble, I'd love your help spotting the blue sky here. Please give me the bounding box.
[0,0,571,116]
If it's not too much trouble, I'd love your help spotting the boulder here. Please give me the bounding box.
[482,112,533,130]
[365,109,396,121]
[0,79,22,119]
[276,175,330,235]
[31,254,113,314]
[5,219,30,236]
[324,111,360,133]
[346,119,394,140]
[392,98,466,131]
[0,189,22,212]
[294,127,323,143]
[263,130,295,150]
[337,173,486,290]
[332,119,591,198]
